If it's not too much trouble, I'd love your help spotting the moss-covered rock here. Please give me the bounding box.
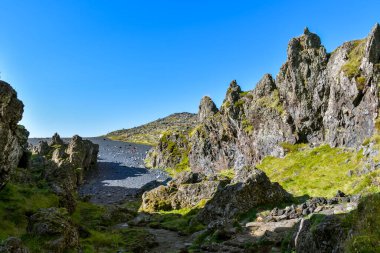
[27,208,79,253]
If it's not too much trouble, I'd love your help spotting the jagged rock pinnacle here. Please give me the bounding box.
[198,96,219,122]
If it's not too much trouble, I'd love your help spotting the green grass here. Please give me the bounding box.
[0,182,60,240]
[341,39,366,79]
[149,200,207,234]
[72,200,154,253]
[80,228,155,253]
[257,144,380,198]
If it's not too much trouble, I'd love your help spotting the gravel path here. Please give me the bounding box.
[29,137,170,205]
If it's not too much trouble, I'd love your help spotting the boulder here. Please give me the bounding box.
[27,208,79,253]
[291,216,347,253]
[0,237,29,253]
[140,172,221,212]
[197,168,290,223]
[0,81,28,189]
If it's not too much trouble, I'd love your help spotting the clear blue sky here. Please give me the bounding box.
[0,0,379,137]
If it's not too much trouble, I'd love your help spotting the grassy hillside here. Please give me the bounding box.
[257,143,380,198]
[106,112,198,146]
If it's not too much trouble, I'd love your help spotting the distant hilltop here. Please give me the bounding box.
[105,112,198,146]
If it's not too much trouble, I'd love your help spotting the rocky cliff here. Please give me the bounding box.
[148,24,380,175]
[0,81,29,189]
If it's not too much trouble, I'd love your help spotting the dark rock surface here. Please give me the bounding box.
[197,167,290,224]
[0,81,29,189]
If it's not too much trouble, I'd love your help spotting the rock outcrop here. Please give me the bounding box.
[0,237,29,253]
[197,168,290,223]
[27,208,79,253]
[0,81,29,189]
[31,134,99,213]
[198,96,219,122]
[148,24,380,175]
[145,131,190,171]
[140,172,223,212]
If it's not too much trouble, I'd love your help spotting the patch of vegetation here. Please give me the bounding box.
[72,200,155,252]
[80,227,155,253]
[256,89,285,116]
[149,200,207,234]
[240,91,249,96]
[0,182,59,241]
[344,193,380,252]
[341,39,366,79]
[242,119,254,135]
[257,144,380,198]
[218,168,235,180]
[234,99,245,108]
[356,76,367,90]
[280,142,308,153]
[106,112,198,146]
[159,131,191,177]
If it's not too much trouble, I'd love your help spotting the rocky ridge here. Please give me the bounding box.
[147,24,380,175]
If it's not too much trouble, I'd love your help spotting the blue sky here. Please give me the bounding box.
[0,0,379,137]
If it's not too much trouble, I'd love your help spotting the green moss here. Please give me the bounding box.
[71,201,107,230]
[341,39,366,79]
[234,99,245,108]
[256,144,374,198]
[240,91,249,97]
[280,142,308,153]
[218,169,235,180]
[256,89,285,115]
[356,76,367,90]
[242,119,254,135]
[158,131,191,177]
[149,201,207,234]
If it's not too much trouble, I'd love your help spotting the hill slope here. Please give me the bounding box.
[106,112,198,146]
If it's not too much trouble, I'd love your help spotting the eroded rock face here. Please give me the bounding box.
[27,208,79,253]
[198,96,219,122]
[31,134,99,213]
[145,131,189,170]
[140,172,222,212]
[197,168,290,224]
[150,24,380,175]
[66,135,98,171]
[0,81,29,189]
